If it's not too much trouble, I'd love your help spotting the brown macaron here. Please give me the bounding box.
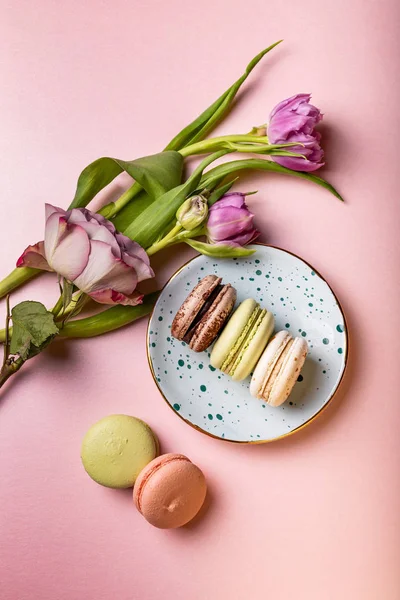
[171,275,236,352]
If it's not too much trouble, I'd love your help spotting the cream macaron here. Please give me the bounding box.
[250,330,308,406]
[210,299,274,381]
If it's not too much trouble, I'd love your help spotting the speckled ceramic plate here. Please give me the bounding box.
[147,244,348,443]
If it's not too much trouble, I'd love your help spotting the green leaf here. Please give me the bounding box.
[10,301,59,360]
[164,42,282,151]
[200,158,344,201]
[111,189,154,234]
[123,151,229,248]
[61,292,159,338]
[69,151,183,209]
[208,178,238,206]
[184,239,255,258]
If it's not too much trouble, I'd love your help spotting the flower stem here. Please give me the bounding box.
[179,134,270,158]
[146,222,183,256]
[0,267,40,300]
[61,292,159,338]
[2,295,11,365]
[0,356,24,389]
[51,294,64,317]
[0,295,24,389]
[98,181,143,220]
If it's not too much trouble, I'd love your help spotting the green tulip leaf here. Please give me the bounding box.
[184,239,255,258]
[164,41,282,151]
[208,178,239,206]
[69,151,183,209]
[123,151,230,248]
[200,158,344,201]
[111,188,155,233]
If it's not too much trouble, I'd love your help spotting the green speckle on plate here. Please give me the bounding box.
[216,414,223,421]
[173,403,181,410]
[322,338,329,345]
[200,385,207,392]
[178,359,184,366]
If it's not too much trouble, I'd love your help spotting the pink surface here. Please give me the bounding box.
[1,1,400,598]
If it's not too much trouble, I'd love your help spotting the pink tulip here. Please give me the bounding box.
[206,193,259,246]
[268,93,324,172]
[17,204,154,306]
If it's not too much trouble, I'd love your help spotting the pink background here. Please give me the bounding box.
[1,1,400,598]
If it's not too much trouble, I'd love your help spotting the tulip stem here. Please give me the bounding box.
[179,134,270,158]
[146,223,183,256]
[98,181,143,220]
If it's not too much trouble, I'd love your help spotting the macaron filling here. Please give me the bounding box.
[261,337,294,399]
[183,284,224,343]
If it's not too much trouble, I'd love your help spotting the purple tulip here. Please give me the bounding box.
[206,193,259,247]
[17,204,154,306]
[267,93,324,172]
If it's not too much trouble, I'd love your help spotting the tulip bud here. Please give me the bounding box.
[206,193,259,247]
[176,195,208,230]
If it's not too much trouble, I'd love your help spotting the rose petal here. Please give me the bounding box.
[44,213,68,260]
[45,203,66,220]
[115,234,151,266]
[73,240,137,295]
[67,208,91,225]
[16,241,52,271]
[71,220,122,258]
[89,211,116,233]
[88,288,144,306]
[121,251,154,282]
[50,223,90,280]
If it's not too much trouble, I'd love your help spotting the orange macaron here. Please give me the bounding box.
[133,453,207,529]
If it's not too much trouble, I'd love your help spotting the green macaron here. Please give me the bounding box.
[81,414,159,489]
[210,298,274,381]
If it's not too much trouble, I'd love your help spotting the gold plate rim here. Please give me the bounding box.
[146,243,349,444]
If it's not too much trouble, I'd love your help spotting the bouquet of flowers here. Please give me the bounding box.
[0,41,341,389]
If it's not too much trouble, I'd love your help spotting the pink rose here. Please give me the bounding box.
[17,204,154,306]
